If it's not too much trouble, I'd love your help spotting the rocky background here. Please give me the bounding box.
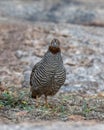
[0,0,104,26]
[0,0,104,130]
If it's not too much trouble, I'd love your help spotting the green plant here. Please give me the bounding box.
[82,99,92,117]
[0,90,32,110]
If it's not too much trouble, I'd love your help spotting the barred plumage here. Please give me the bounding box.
[30,39,66,106]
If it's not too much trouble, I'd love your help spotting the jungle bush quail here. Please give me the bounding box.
[30,38,66,106]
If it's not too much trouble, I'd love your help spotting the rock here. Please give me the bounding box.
[15,50,23,59]
[22,71,31,87]
[23,66,32,73]
[15,50,28,59]
[23,71,31,82]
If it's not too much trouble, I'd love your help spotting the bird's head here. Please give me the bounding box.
[49,39,61,54]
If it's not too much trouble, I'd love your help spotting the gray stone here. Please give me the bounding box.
[0,122,104,130]
[15,50,23,59]
[15,50,28,59]
[23,71,31,82]
[23,66,32,73]
[22,71,31,87]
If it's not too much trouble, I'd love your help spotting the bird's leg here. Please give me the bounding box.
[36,95,39,107]
[45,95,49,107]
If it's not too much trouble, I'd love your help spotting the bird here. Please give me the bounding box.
[30,38,66,106]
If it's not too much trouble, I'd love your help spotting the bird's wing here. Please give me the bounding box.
[30,61,42,86]
[32,61,41,72]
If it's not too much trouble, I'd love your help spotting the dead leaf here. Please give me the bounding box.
[98,92,104,97]
[69,115,84,121]
[0,85,6,92]
[15,111,28,116]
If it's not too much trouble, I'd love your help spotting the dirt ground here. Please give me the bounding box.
[0,1,104,128]
[0,21,104,126]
